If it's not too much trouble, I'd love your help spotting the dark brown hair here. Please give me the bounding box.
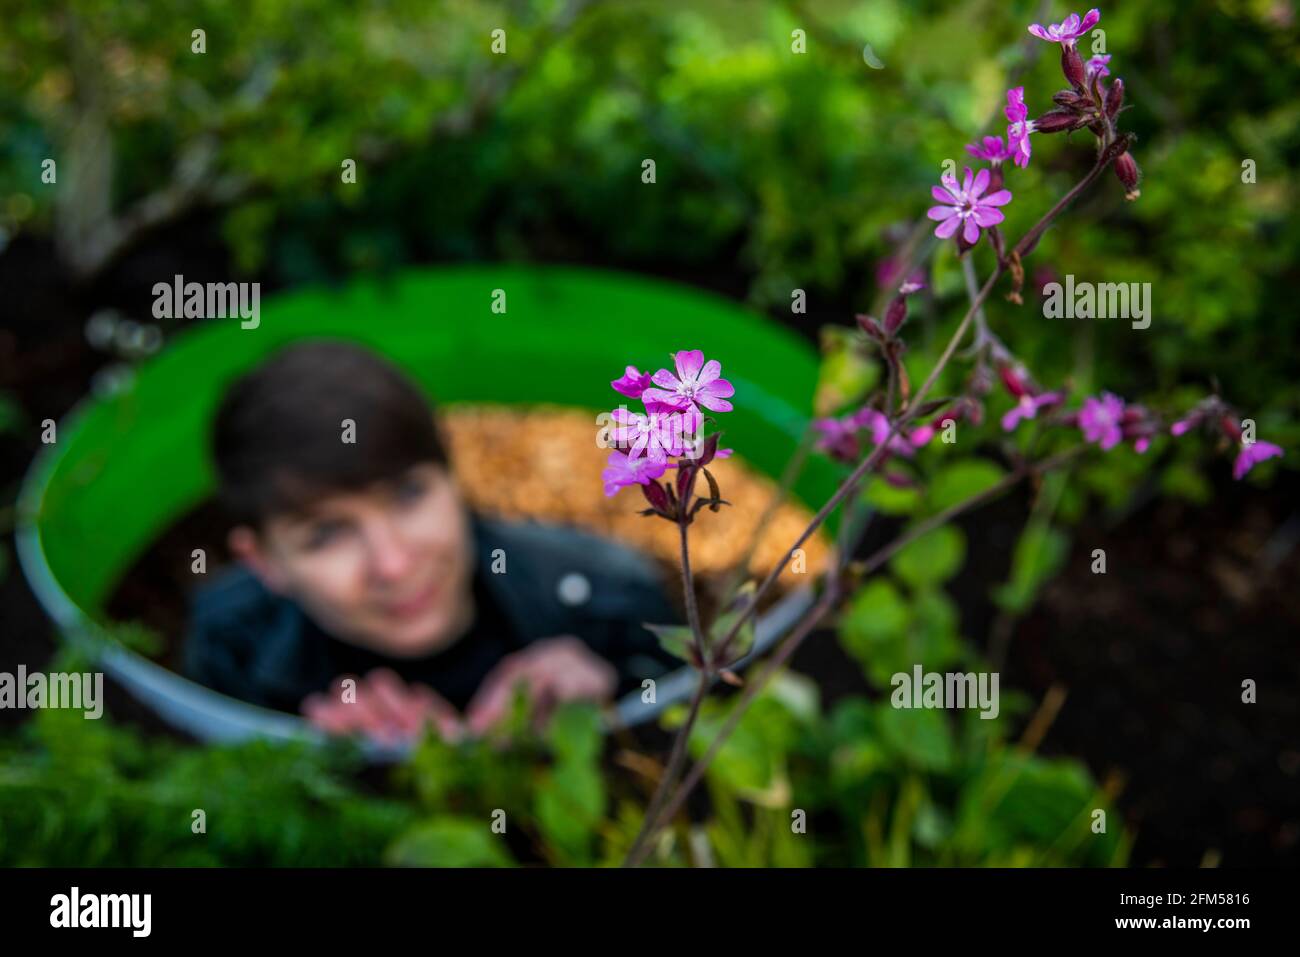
[212,339,449,529]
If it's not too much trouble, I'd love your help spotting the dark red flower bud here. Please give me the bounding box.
[676,463,697,502]
[1113,151,1141,201]
[884,296,907,336]
[1105,78,1124,119]
[697,431,720,465]
[1052,89,1091,111]
[1100,132,1135,166]
[1220,415,1242,443]
[1061,45,1086,90]
[641,480,671,515]
[1033,109,1089,134]
[999,364,1029,398]
[856,313,885,343]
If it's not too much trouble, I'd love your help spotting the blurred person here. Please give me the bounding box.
[183,340,681,745]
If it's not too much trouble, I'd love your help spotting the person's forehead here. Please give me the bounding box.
[270,464,450,527]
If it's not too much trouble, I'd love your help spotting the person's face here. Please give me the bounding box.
[229,463,475,657]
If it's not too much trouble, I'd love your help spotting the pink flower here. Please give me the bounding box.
[966,136,1015,165]
[642,349,735,413]
[1028,8,1101,48]
[1086,54,1111,81]
[1005,87,1036,169]
[852,407,919,458]
[601,450,668,497]
[1233,441,1283,480]
[813,406,918,464]
[610,405,701,462]
[611,365,652,399]
[1079,392,1126,450]
[1002,392,1065,431]
[927,167,1013,245]
[909,424,936,447]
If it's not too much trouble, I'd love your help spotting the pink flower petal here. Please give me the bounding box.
[703,377,734,398]
[674,349,705,382]
[934,215,962,239]
[981,189,1013,207]
[928,205,958,221]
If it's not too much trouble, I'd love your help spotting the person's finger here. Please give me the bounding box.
[308,676,378,736]
[366,668,425,737]
[407,683,466,743]
[306,695,379,737]
[344,675,407,743]
[534,646,617,703]
[301,693,356,735]
[465,657,531,735]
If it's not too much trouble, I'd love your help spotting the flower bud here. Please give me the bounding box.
[1052,89,1091,111]
[1033,109,1089,134]
[998,363,1030,398]
[986,164,1004,193]
[1105,78,1124,119]
[641,480,671,515]
[1219,415,1243,443]
[1113,152,1141,201]
[856,313,885,343]
[1061,45,1086,90]
[883,299,905,337]
[676,463,697,502]
[697,431,720,465]
[1100,132,1136,166]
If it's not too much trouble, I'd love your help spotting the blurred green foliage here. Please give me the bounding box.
[1,1,1295,426]
[0,681,1127,867]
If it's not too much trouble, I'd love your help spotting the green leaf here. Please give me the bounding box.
[891,524,966,587]
[841,579,910,649]
[644,622,694,663]
[874,703,955,772]
[546,702,603,766]
[991,524,1070,614]
[535,761,606,865]
[863,476,923,516]
[927,460,1005,513]
[385,818,513,868]
[712,581,757,662]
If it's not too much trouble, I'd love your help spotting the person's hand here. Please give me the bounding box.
[465,636,617,736]
[301,667,464,745]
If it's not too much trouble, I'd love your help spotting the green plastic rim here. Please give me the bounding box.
[16,265,841,750]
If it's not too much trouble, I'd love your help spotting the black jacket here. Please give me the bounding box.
[182,513,683,714]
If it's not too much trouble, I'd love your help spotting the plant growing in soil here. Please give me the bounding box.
[606,7,1287,867]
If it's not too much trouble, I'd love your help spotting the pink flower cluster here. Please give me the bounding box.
[928,8,1141,248]
[602,350,734,497]
[813,405,930,467]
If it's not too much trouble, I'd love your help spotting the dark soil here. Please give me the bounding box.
[3,220,1297,866]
